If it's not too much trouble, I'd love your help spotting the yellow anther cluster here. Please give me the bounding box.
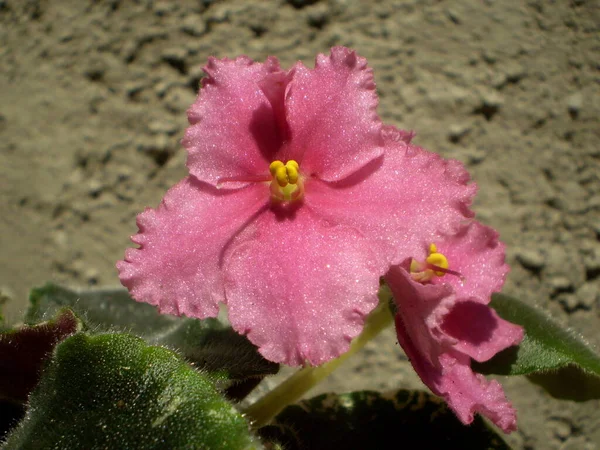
[268,159,304,202]
[269,160,299,187]
[410,243,450,283]
[425,243,449,277]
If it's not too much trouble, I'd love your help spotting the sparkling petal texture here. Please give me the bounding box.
[429,221,509,303]
[434,353,519,433]
[183,56,283,186]
[283,47,384,180]
[388,264,456,367]
[118,47,513,373]
[224,207,381,366]
[306,128,477,266]
[386,236,523,433]
[117,177,267,317]
[441,300,523,363]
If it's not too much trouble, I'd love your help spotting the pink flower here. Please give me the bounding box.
[385,222,524,433]
[117,47,475,366]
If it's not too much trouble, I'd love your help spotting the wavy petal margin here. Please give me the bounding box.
[306,128,477,266]
[283,47,384,181]
[224,208,381,366]
[429,221,510,303]
[183,56,283,186]
[386,260,522,433]
[117,177,267,318]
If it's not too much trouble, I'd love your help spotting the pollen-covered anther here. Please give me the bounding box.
[269,160,304,202]
[411,243,462,283]
[425,243,448,276]
[270,160,299,187]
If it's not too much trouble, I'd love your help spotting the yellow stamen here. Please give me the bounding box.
[269,160,304,202]
[426,252,448,277]
[410,243,450,282]
[269,160,284,176]
[286,163,299,184]
[275,165,289,187]
[409,259,420,274]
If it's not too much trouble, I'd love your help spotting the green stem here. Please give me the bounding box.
[243,287,394,428]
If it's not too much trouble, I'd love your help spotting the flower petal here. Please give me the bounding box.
[431,221,509,303]
[441,300,524,362]
[117,176,267,318]
[307,129,476,266]
[386,265,456,362]
[183,56,283,186]
[224,207,381,366]
[435,352,518,433]
[387,265,519,433]
[283,47,383,180]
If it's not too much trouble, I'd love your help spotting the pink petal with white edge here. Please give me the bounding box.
[224,207,381,366]
[307,128,477,266]
[430,221,510,304]
[387,265,520,433]
[183,56,283,186]
[283,47,384,180]
[117,176,267,318]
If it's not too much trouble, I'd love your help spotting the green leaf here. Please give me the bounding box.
[527,365,600,401]
[260,390,510,450]
[157,318,277,380]
[2,333,262,450]
[473,293,600,401]
[0,309,81,404]
[26,284,278,394]
[155,318,278,401]
[26,283,178,337]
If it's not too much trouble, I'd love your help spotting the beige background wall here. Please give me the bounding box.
[1,1,599,448]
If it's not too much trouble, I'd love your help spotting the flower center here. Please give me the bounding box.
[269,160,304,202]
[410,243,462,283]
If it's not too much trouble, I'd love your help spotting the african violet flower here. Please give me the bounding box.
[385,222,524,432]
[117,47,476,366]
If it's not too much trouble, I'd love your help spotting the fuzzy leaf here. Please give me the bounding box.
[26,283,177,337]
[473,293,600,401]
[527,365,600,401]
[260,390,510,450]
[26,284,278,392]
[1,333,261,450]
[0,309,81,404]
[155,318,279,400]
